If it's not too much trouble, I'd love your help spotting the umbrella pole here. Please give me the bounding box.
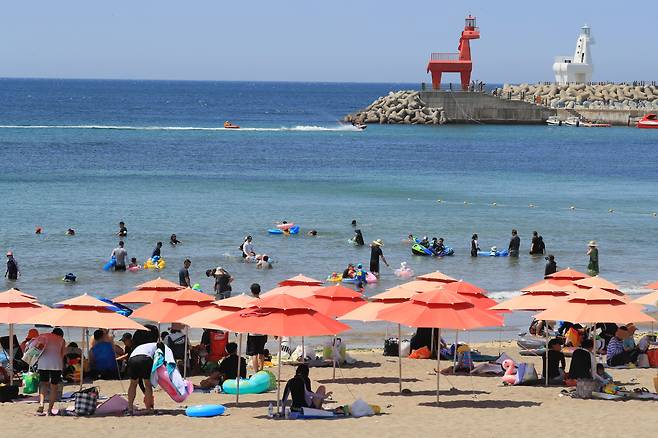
[301,337,304,363]
[453,330,459,372]
[591,323,597,377]
[8,324,14,383]
[398,324,402,394]
[236,333,242,406]
[545,326,549,386]
[436,328,441,405]
[183,326,189,378]
[276,337,282,416]
[80,328,85,391]
[332,336,336,380]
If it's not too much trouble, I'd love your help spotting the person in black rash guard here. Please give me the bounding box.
[542,338,566,384]
[544,254,557,277]
[470,234,479,257]
[369,239,388,276]
[568,338,595,379]
[353,229,365,246]
[281,364,331,412]
[508,229,520,257]
[151,242,163,258]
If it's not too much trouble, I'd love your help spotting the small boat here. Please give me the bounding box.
[564,116,581,127]
[353,123,367,130]
[223,121,240,129]
[546,116,562,126]
[637,113,658,129]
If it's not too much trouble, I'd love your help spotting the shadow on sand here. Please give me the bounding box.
[418,399,542,409]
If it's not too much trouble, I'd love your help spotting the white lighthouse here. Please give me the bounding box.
[553,25,594,85]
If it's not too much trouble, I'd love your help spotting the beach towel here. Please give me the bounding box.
[151,345,187,396]
[95,394,128,416]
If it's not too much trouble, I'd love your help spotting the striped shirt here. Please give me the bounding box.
[606,337,624,364]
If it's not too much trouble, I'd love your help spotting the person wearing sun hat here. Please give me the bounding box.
[369,239,389,277]
[587,240,599,275]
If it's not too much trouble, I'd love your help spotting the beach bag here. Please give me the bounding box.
[409,346,431,360]
[565,327,582,347]
[399,340,411,357]
[575,379,599,399]
[74,386,99,416]
[22,339,46,368]
[514,362,538,385]
[647,349,658,367]
[22,372,39,394]
[383,338,399,356]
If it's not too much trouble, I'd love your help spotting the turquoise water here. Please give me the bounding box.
[1,79,657,344]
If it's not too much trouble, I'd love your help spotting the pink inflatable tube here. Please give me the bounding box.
[156,366,193,402]
[276,223,295,230]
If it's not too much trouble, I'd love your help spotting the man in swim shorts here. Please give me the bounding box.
[111,241,128,271]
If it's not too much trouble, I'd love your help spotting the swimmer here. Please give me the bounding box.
[351,219,357,227]
[66,228,75,236]
[405,234,415,243]
[128,258,140,270]
[35,227,42,235]
[117,221,127,237]
[256,255,272,269]
[307,230,318,237]
[170,234,181,245]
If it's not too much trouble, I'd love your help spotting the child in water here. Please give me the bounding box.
[128,258,141,270]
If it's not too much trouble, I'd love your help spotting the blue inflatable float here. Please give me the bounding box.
[268,225,300,235]
[185,404,226,417]
[102,256,116,271]
[477,250,509,257]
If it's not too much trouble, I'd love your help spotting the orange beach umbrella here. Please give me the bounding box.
[633,291,658,307]
[278,274,323,287]
[302,285,366,318]
[377,289,503,404]
[177,294,254,330]
[113,277,183,304]
[545,268,589,281]
[131,288,214,323]
[416,271,458,283]
[648,280,658,290]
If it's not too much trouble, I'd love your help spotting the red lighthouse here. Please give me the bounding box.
[426,16,480,91]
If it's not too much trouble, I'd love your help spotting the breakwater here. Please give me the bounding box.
[495,83,658,110]
[343,90,446,125]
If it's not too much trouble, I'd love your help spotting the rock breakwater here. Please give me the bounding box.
[496,83,658,110]
[344,90,446,125]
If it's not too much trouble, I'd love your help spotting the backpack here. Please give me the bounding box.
[166,332,187,360]
[383,338,399,356]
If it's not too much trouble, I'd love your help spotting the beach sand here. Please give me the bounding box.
[2,342,656,437]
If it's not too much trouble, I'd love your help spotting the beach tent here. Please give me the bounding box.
[0,289,47,383]
[21,294,146,389]
[211,294,349,414]
[378,289,503,404]
[113,277,183,304]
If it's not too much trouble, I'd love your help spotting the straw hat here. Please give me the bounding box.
[372,239,384,247]
[588,240,598,247]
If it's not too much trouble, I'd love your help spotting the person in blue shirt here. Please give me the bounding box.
[354,264,367,292]
[89,329,118,379]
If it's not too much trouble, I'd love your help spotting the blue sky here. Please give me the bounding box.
[1,0,655,83]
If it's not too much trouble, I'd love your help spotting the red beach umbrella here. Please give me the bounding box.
[302,285,366,318]
[278,274,324,287]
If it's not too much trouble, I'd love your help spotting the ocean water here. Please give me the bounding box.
[1,79,657,346]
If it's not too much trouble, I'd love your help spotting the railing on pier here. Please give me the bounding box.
[430,53,460,61]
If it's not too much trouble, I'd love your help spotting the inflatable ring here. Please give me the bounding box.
[222,370,276,395]
[156,365,193,402]
[185,404,226,417]
[276,223,295,231]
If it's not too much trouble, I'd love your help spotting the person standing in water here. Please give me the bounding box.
[111,241,128,271]
[369,239,388,276]
[179,259,192,287]
[352,229,365,246]
[151,242,163,259]
[117,221,128,237]
[530,231,545,255]
[470,234,480,257]
[508,229,520,257]
[5,251,20,281]
[544,254,557,277]
[241,236,255,259]
[587,241,599,275]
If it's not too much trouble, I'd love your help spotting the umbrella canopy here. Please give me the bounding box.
[0,288,38,303]
[211,294,349,337]
[438,280,501,311]
[371,280,439,301]
[278,274,324,287]
[131,288,214,324]
[339,301,401,322]
[113,277,184,304]
[534,287,655,324]
[521,279,582,294]
[573,276,623,293]
[303,286,366,318]
[0,302,47,324]
[177,295,254,330]
[261,285,322,299]
[633,291,658,307]
[378,289,504,329]
[416,271,457,283]
[492,280,582,311]
[545,268,589,281]
[648,280,658,290]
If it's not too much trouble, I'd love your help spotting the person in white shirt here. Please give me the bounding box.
[242,236,255,259]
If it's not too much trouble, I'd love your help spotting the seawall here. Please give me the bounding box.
[419,91,555,124]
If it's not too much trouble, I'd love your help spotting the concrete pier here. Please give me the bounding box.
[419,90,555,124]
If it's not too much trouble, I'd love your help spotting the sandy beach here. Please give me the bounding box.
[2,342,656,437]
